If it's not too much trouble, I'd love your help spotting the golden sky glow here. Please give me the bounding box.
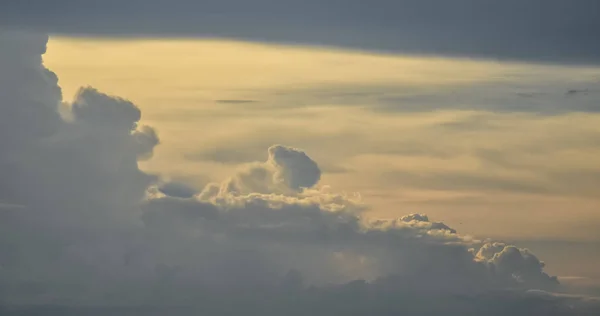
[45,37,600,250]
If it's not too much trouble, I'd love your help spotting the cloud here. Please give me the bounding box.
[267,145,321,190]
[566,89,590,96]
[477,243,558,290]
[201,144,321,196]
[0,30,598,315]
[0,30,62,151]
[2,0,600,65]
[157,181,198,198]
[72,87,142,131]
[0,30,160,304]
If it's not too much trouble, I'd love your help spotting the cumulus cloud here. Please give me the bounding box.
[0,30,62,151]
[268,144,322,190]
[477,242,559,290]
[141,144,561,299]
[0,30,159,305]
[203,144,321,196]
[72,87,142,131]
[0,30,597,314]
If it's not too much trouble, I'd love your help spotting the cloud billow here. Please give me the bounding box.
[0,30,597,315]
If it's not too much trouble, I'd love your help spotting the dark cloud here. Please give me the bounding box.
[157,181,198,198]
[0,30,160,304]
[1,289,599,315]
[1,0,600,64]
[566,89,591,96]
[0,30,598,314]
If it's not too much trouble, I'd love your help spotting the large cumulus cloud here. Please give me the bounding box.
[0,30,598,315]
[0,30,160,304]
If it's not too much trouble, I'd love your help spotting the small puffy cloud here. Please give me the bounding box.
[132,125,160,159]
[207,144,321,196]
[267,144,321,190]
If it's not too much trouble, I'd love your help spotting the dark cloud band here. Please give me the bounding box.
[1,0,599,64]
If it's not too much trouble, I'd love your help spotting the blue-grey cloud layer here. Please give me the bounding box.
[2,0,599,64]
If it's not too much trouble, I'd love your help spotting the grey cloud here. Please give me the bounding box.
[0,30,597,314]
[566,89,591,96]
[509,239,600,290]
[1,290,599,315]
[0,30,160,304]
[0,30,62,151]
[400,214,456,234]
[144,181,560,294]
[132,125,160,160]
[198,145,321,197]
[142,147,560,297]
[157,181,198,198]
[72,87,142,131]
[2,0,600,65]
[268,145,321,191]
[477,243,558,290]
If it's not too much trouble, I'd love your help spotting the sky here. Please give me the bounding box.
[1,1,600,315]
